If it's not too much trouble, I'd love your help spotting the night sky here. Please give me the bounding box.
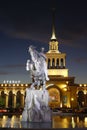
[0,0,87,84]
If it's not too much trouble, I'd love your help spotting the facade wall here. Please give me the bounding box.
[0,83,87,109]
[0,84,28,108]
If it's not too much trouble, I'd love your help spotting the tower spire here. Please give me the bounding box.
[48,8,59,53]
[51,8,57,41]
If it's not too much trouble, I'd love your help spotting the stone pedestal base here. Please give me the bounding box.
[22,89,52,122]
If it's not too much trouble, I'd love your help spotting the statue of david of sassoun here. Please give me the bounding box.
[22,45,52,123]
[26,45,49,90]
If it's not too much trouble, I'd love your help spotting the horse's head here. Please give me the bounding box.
[28,45,35,54]
[28,45,39,63]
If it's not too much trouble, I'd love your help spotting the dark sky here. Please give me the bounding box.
[0,0,87,83]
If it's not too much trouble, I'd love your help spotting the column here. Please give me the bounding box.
[13,94,16,108]
[67,90,71,108]
[50,58,52,67]
[21,94,25,108]
[56,58,59,68]
[63,58,65,67]
[55,58,56,67]
[59,58,61,68]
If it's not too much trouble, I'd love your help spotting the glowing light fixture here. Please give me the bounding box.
[63,87,67,91]
[79,84,82,87]
[71,98,74,101]
[84,84,86,87]
[1,84,3,87]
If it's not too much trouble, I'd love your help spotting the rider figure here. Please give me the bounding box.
[26,45,49,90]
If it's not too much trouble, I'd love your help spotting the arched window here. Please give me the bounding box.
[8,91,13,107]
[52,58,55,68]
[48,59,51,69]
[16,91,21,108]
[77,91,84,107]
[56,58,59,68]
[61,58,64,68]
[0,91,5,107]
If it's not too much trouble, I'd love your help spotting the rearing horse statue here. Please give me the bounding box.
[26,45,49,90]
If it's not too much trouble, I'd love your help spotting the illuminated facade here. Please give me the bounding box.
[0,83,28,108]
[45,11,87,109]
[0,13,87,109]
[0,83,87,109]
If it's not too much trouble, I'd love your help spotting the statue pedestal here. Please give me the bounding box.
[22,88,52,122]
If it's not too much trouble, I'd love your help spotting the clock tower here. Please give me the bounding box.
[46,10,68,77]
